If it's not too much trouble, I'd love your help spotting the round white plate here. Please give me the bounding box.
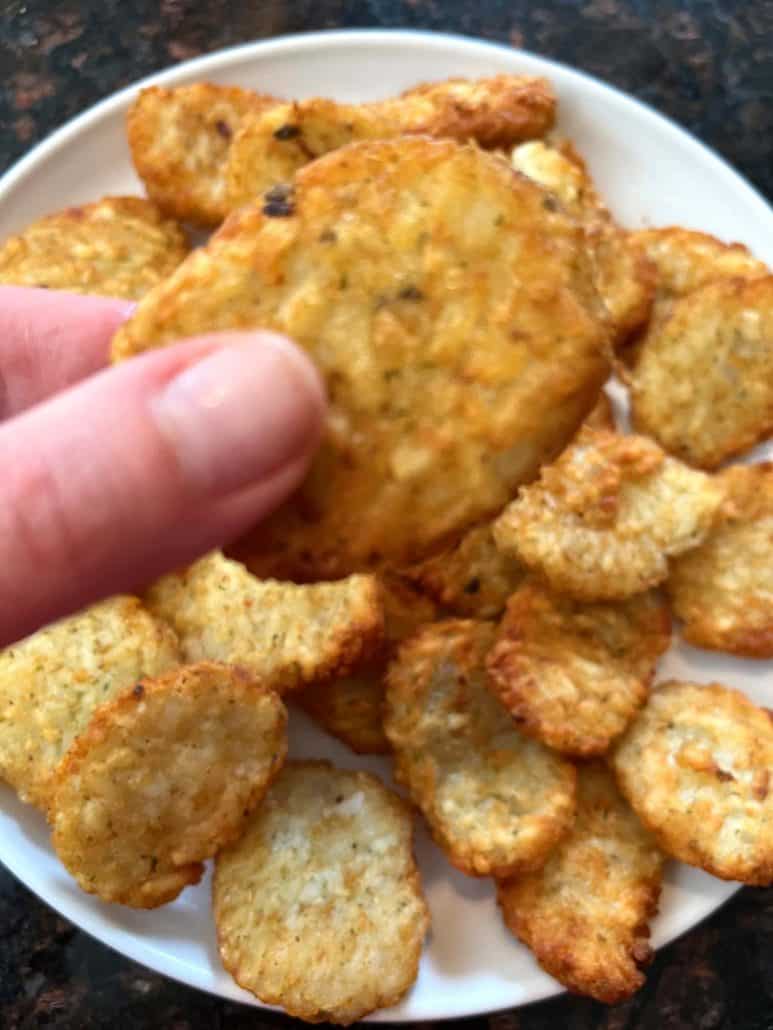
[0,28,771,1023]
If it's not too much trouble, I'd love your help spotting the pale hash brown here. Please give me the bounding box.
[630,276,773,468]
[511,140,655,343]
[0,597,179,809]
[0,196,188,300]
[497,762,664,1004]
[295,575,437,753]
[114,137,609,579]
[493,427,723,601]
[403,521,525,619]
[612,680,773,884]
[384,619,576,878]
[486,581,670,756]
[213,761,428,1024]
[144,552,383,693]
[227,75,556,208]
[631,227,768,301]
[668,463,773,657]
[127,83,279,226]
[50,662,287,908]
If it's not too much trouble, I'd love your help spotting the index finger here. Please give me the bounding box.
[0,286,133,419]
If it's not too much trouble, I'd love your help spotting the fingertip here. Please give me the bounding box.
[148,331,326,497]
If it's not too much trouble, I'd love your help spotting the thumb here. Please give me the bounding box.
[0,331,325,646]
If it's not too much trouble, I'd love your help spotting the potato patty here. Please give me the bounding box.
[114,137,609,579]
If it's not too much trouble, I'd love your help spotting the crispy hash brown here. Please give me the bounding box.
[296,576,437,753]
[295,675,389,755]
[127,83,278,226]
[486,582,670,756]
[0,597,179,809]
[511,141,655,343]
[115,137,609,579]
[50,662,287,908]
[612,680,773,884]
[0,196,188,299]
[668,464,773,657]
[227,75,556,208]
[497,763,664,1004]
[384,620,576,878]
[631,227,768,301]
[630,276,773,468]
[213,761,429,1024]
[144,552,383,694]
[493,427,723,601]
[404,522,525,619]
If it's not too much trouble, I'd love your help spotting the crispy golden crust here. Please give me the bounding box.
[497,763,664,1004]
[612,680,773,884]
[630,277,773,468]
[511,141,655,343]
[295,675,389,754]
[50,662,286,908]
[668,463,773,657]
[213,761,429,1024]
[227,76,555,208]
[144,552,383,694]
[127,83,278,226]
[384,620,576,878]
[493,427,723,601]
[403,522,525,619]
[115,137,609,579]
[0,597,179,809]
[395,74,556,148]
[295,575,436,753]
[632,227,768,301]
[486,582,671,756]
[0,196,188,299]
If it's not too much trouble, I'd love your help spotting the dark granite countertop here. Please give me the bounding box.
[1,2,772,1028]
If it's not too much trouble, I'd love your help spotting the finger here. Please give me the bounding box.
[0,331,325,646]
[0,286,133,418]
[95,460,310,596]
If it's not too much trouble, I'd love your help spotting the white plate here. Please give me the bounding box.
[1,28,772,1023]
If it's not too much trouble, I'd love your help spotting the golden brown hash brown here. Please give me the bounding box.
[630,276,773,468]
[612,680,773,885]
[127,83,279,226]
[295,575,437,753]
[114,137,609,580]
[213,761,428,1024]
[493,427,722,601]
[226,75,555,208]
[384,619,576,878]
[144,552,383,693]
[0,597,179,809]
[668,463,773,657]
[0,196,188,299]
[631,227,768,301]
[403,521,525,619]
[50,662,286,908]
[497,762,664,1004]
[486,581,670,756]
[511,140,655,343]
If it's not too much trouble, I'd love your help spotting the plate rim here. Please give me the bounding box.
[0,25,767,1022]
[1,28,771,222]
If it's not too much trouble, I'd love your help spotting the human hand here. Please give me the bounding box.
[0,286,326,647]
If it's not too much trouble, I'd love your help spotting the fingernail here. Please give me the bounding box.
[151,333,325,495]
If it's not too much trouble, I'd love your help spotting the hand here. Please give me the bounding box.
[0,286,325,647]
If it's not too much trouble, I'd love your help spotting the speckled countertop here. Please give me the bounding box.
[1,2,772,1028]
